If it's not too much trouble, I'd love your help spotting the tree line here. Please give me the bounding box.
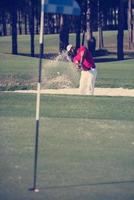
[0,0,134,59]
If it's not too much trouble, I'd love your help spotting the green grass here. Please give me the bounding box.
[0,34,59,54]
[0,31,130,54]
[0,93,134,200]
[0,31,134,200]
[97,59,134,88]
[0,93,134,121]
[0,53,38,90]
[0,53,134,90]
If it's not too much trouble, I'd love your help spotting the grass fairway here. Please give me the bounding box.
[0,93,134,200]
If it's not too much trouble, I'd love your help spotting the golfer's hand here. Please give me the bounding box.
[78,63,82,68]
[75,64,82,71]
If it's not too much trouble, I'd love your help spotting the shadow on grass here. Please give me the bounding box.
[41,179,134,190]
[94,57,118,63]
[18,52,118,63]
[18,53,59,60]
[18,49,134,63]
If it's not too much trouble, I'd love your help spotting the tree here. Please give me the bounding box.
[86,0,96,55]
[59,15,69,52]
[28,0,35,57]
[81,0,86,45]
[75,15,81,49]
[86,0,92,47]
[128,0,134,49]
[97,0,104,49]
[0,8,7,36]
[0,0,18,54]
[117,0,124,60]
[10,1,18,54]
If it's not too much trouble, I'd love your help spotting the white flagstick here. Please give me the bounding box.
[30,0,45,192]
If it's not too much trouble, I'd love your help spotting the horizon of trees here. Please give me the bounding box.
[0,0,134,60]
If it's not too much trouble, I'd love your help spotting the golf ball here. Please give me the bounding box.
[34,189,39,192]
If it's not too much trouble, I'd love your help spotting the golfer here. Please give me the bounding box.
[66,44,97,95]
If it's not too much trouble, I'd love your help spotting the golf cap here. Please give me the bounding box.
[66,44,73,52]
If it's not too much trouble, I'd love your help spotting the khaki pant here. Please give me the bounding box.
[79,68,97,95]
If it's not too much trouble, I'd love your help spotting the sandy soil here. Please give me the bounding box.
[13,87,134,97]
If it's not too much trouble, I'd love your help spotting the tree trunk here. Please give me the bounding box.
[76,16,81,49]
[117,0,124,60]
[18,11,22,35]
[114,7,117,28]
[98,27,104,49]
[35,16,39,34]
[128,0,133,49]
[11,5,18,54]
[86,0,93,48]
[59,15,69,52]
[1,10,7,36]
[81,0,86,45]
[133,14,134,46]
[35,0,39,34]
[24,13,28,34]
[81,31,85,45]
[29,0,35,57]
[86,0,96,55]
[97,0,104,49]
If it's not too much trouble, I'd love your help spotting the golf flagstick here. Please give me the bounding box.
[30,0,45,192]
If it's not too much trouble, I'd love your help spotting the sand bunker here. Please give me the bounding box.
[13,87,134,97]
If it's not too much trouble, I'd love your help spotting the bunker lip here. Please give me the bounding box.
[3,87,134,97]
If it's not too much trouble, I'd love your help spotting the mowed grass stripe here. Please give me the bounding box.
[0,93,134,121]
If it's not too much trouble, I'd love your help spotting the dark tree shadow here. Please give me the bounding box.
[18,49,134,63]
[18,53,59,60]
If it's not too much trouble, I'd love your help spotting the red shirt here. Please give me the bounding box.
[73,46,95,70]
